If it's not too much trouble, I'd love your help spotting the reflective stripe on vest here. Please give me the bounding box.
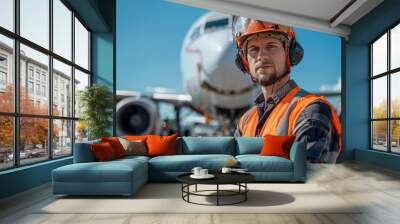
[239,86,342,151]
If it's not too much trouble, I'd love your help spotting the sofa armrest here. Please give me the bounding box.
[73,142,97,163]
[289,141,307,181]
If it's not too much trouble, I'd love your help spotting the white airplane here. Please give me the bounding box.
[116,11,344,136]
[116,12,256,136]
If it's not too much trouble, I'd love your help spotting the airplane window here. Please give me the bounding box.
[204,18,229,31]
[190,26,201,41]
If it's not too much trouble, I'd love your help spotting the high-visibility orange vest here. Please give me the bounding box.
[239,86,342,151]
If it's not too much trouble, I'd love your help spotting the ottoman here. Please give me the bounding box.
[52,158,148,196]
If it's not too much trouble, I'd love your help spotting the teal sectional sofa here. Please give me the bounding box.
[52,137,306,196]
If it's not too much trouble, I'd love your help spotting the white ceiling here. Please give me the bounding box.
[167,0,384,38]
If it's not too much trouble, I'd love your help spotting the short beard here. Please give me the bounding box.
[258,68,288,86]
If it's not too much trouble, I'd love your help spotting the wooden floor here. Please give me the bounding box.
[1,161,400,224]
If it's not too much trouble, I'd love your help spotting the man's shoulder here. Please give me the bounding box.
[295,89,333,112]
[302,101,331,116]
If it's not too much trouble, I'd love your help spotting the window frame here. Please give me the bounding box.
[370,20,400,154]
[0,0,92,171]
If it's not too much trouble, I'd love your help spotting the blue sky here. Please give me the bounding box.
[116,0,341,119]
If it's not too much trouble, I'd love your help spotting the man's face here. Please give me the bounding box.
[245,35,288,86]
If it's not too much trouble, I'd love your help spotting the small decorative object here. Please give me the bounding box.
[221,159,240,173]
[221,167,232,173]
[225,159,239,168]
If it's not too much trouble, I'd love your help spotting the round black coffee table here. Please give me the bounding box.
[177,173,255,206]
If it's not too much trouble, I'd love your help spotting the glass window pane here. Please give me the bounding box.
[74,18,89,70]
[372,33,387,76]
[20,117,49,165]
[0,116,14,170]
[53,119,72,157]
[53,59,72,117]
[0,0,14,31]
[20,44,49,115]
[53,0,72,60]
[75,120,88,143]
[0,34,14,112]
[372,77,387,119]
[391,72,400,118]
[372,121,388,151]
[391,120,400,153]
[391,24,400,70]
[74,69,89,118]
[20,0,49,49]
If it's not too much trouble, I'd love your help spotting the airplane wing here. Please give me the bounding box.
[116,89,205,115]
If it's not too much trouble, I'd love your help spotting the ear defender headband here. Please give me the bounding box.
[235,36,304,75]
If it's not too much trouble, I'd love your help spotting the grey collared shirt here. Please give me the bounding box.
[234,79,340,163]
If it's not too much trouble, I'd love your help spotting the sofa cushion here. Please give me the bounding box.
[124,135,148,142]
[101,137,127,158]
[114,155,150,164]
[52,159,147,183]
[236,155,293,172]
[260,134,295,159]
[146,134,177,157]
[177,137,235,155]
[91,142,118,161]
[118,138,147,156]
[235,137,263,155]
[148,154,235,172]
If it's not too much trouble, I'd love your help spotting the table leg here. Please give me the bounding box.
[195,184,197,192]
[189,184,191,202]
[245,183,247,201]
[181,184,183,199]
[217,184,219,206]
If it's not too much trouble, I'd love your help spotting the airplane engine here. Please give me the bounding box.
[116,97,159,136]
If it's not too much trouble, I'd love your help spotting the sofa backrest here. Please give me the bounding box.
[74,137,263,162]
[177,137,236,155]
[235,137,263,155]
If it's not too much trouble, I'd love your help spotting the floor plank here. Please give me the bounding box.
[1,161,400,224]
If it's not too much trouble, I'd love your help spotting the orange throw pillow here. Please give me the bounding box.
[260,134,296,159]
[101,137,127,158]
[91,142,117,161]
[146,134,177,157]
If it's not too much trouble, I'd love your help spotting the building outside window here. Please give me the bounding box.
[41,85,46,97]
[0,55,6,67]
[0,0,91,170]
[35,70,40,81]
[28,81,34,94]
[41,73,46,83]
[29,66,34,79]
[0,71,6,84]
[0,55,7,88]
[35,83,40,95]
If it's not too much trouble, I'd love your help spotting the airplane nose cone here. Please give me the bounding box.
[201,34,252,91]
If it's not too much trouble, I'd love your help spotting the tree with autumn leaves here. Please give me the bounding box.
[0,84,59,152]
[373,99,400,144]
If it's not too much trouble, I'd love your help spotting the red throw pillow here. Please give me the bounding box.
[101,137,127,158]
[146,134,177,157]
[91,142,117,161]
[260,134,296,159]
